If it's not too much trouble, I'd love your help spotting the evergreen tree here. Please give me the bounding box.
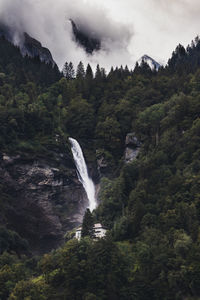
[124,65,130,76]
[62,61,75,79]
[85,63,93,80]
[81,209,95,238]
[95,64,101,79]
[134,60,152,75]
[84,64,94,99]
[76,61,85,79]
[133,61,140,74]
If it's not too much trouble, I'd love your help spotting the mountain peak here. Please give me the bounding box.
[137,54,161,71]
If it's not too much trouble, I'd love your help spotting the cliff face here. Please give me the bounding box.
[0,150,88,254]
[22,33,55,66]
[0,24,56,66]
[70,19,101,54]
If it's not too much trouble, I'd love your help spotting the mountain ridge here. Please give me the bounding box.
[137,54,161,70]
[0,24,56,66]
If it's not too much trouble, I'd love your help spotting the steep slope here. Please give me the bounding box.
[1,35,200,300]
[0,36,61,85]
[22,33,55,66]
[0,24,56,66]
[0,149,89,254]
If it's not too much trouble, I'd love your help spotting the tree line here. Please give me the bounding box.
[1,35,200,299]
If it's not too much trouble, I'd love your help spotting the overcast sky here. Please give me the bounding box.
[0,0,199,70]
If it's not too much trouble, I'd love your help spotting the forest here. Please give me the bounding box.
[1,35,200,299]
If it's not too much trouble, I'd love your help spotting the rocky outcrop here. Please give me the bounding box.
[95,149,114,177]
[70,19,101,54]
[124,132,141,163]
[0,151,89,254]
[97,155,109,174]
[0,24,55,66]
[22,33,55,66]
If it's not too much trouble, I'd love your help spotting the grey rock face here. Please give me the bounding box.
[0,24,56,66]
[124,133,140,163]
[125,147,140,163]
[97,156,108,170]
[0,152,89,254]
[22,33,55,66]
[96,151,112,177]
[125,132,140,148]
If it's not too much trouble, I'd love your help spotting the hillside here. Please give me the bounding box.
[1,37,200,299]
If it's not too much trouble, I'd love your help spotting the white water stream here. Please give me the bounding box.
[69,137,97,211]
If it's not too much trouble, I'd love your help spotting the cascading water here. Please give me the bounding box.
[69,137,97,211]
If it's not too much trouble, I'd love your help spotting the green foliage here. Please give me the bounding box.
[81,209,95,238]
[62,61,75,79]
[0,227,29,254]
[9,279,49,300]
[95,116,122,156]
[2,34,200,299]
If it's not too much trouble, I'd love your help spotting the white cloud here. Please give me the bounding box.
[0,0,199,70]
[0,0,134,70]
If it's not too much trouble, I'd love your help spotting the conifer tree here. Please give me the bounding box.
[95,64,101,79]
[81,209,95,238]
[76,61,85,79]
[124,65,130,76]
[85,63,93,80]
[63,61,75,79]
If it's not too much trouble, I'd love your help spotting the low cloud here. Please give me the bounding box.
[0,0,199,70]
[0,0,134,71]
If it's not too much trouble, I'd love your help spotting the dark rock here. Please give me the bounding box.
[124,132,141,163]
[97,156,108,169]
[125,132,140,148]
[22,33,55,66]
[0,24,56,66]
[96,151,111,177]
[0,151,89,254]
[124,147,140,163]
[70,19,101,54]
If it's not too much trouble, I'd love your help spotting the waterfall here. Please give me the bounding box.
[69,137,97,211]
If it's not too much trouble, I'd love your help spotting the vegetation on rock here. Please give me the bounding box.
[1,36,200,299]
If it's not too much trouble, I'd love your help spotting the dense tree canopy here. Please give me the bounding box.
[1,35,200,299]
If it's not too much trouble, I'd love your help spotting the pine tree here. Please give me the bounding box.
[124,65,130,77]
[95,64,101,79]
[81,209,95,238]
[63,61,75,79]
[84,64,94,99]
[85,64,93,80]
[76,61,85,79]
